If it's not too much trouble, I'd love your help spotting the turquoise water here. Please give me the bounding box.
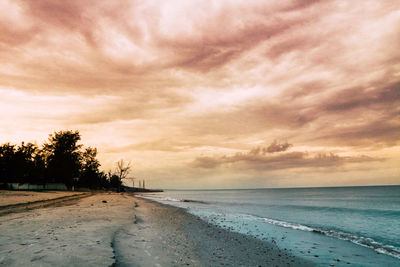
[141,186,400,266]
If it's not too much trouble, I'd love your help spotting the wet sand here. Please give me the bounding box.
[0,192,313,266]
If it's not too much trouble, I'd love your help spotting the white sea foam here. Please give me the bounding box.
[259,217,314,232]
[237,213,400,260]
[160,197,182,202]
[136,195,180,202]
[139,195,207,204]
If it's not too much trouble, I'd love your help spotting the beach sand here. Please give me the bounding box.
[0,192,313,266]
[0,190,86,206]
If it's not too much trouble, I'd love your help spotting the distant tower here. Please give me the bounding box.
[143,180,145,189]
[139,180,142,188]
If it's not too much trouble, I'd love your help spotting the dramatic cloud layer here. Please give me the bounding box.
[0,0,399,188]
[266,141,293,153]
[192,142,382,170]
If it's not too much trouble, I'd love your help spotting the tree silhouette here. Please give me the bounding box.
[43,130,82,189]
[116,159,131,181]
[0,142,41,183]
[14,142,38,183]
[79,147,101,188]
[0,143,17,183]
[0,130,137,190]
[31,147,46,184]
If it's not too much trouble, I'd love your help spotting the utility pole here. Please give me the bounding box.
[124,177,136,188]
[143,180,145,189]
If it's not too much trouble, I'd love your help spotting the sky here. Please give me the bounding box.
[0,0,399,189]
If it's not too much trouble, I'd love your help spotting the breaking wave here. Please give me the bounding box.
[137,195,208,204]
[240,213,400,260]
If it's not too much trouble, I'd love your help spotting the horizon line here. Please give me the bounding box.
[160,184,400,191]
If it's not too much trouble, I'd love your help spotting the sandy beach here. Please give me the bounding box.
[0,190,87,206]
[0,192,313,266]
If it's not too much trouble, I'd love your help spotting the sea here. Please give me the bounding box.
[139,185,400,266]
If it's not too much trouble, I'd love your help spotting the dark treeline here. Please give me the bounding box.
[0,130,128,190]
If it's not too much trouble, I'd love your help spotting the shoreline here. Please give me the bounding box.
[0,192,313,266]
[134,196,314,267]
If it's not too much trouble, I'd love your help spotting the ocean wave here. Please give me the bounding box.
[217,202,400,217]
[274,204,400,217]
[138,195,208,204]
[240,214,400,260]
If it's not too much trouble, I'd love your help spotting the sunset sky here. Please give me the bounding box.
[0,0,399,189]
